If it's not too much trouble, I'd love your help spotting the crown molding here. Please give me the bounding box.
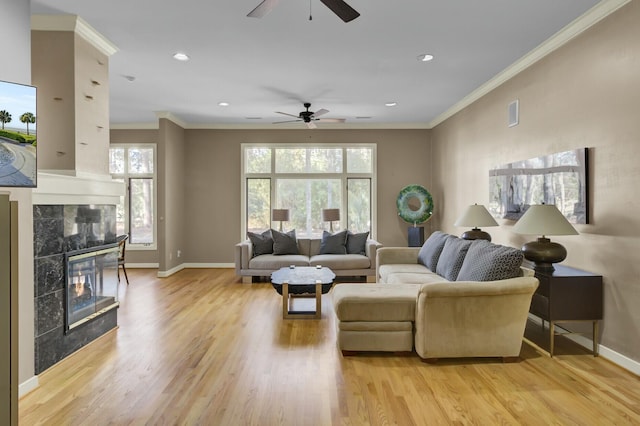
[155,111,188,129]
[428,0,631,128]
[31,14,118,57]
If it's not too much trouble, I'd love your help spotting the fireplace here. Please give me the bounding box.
[65,245,119,333]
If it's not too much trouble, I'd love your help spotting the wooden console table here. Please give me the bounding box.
[529,264,603,357]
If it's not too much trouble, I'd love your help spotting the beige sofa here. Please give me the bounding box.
[235,237,382,283]
[332,232,539,361]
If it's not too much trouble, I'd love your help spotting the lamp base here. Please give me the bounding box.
[521,237,567,271]
[460,228,492,241]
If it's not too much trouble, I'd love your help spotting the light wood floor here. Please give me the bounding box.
[19,268,640,425]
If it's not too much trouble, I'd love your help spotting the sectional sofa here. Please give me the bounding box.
[332,232,539,361]
[235,229,382,283]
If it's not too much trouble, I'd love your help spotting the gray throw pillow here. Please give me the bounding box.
[417,231,450,271]
[346,231,369,255]
[320,230,348,255]
[247,230,273,257]
[271,229,299,255]
[457,240,524,281]
[435,236,473,281]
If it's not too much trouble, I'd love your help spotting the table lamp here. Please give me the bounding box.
[272,209,290,231]
[512,203,578,271]
[322,208,340,232]
[454,204,499,241]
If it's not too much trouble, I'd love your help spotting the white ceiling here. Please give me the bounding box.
[30,0,607,129]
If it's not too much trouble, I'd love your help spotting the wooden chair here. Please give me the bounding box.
[116,234,129,285]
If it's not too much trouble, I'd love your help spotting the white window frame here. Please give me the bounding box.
[109,143,158,251]
[241,143,377,240]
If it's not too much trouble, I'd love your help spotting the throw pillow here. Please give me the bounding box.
[457,240,524,281]
[320,230,348,255]
[271,229,299,255]
[417,231,450,271]
[346,231,369,255]
[435,236,473,281]
[247,230,273,257]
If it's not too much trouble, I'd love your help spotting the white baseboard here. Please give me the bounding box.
[182,263,234,268]
[528,314,640,376]
[19,375,39,398]
[126,263,159,268]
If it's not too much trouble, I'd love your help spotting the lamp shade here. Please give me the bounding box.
[512,204,578,236]
[454,204,499,228]
[272,209,290,222]
[322,208,340,222]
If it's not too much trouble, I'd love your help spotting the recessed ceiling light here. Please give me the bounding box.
[245,117,262,120]
[417,53,434,62]
[218,102,230,107]
[385,102,397,107]
[123,75,136,82]
[172,52,190,61]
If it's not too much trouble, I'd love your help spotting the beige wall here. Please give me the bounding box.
[181,129,431,264]
[431,1,640,362]
[74,34,110,175]
[158,119,186,271]
[31,31,76,171]
[3,0,35,390]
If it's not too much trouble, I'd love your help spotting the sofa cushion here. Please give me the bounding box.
[272,229,299,255]
[379,264,436,282]
[385,272,450,285]
[346,231,369,255]
[249,254,309,269]
[320,230,348,254]
[332,283,420,322]
[435,236,473,281]
[247,230,273,257]
[457,240,524,281]
[310,254,370,270]
[417,231,449,271]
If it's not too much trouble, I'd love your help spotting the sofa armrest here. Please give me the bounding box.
[234,240,252,274]
[418,276,539,298]
[414,276,539,359]
[376,247,421,267]
[365,239,383,270]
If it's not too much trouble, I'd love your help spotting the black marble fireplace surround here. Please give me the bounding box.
[33,204,118,374]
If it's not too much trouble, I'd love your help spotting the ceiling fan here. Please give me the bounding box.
[247,0,360,23]
[274,102,346,129]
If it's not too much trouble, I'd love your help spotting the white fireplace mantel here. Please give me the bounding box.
[33,170,125,205]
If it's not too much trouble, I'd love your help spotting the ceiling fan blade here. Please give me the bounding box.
[306,121,318,129]
[275,111,301,118]
[247,0,279,18]
[319,0,360,22]
[273,119,302,124]
[317,118,346,123]
[313,108,329,118]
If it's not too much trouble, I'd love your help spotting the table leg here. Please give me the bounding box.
[593,321,599,357]
[549,321,555,357]
[282,281,289,319]
[315,281,321,319]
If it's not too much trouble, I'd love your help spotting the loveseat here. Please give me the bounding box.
[235,229,382,283]
[332,231,539,361]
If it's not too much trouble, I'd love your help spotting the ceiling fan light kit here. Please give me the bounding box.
[248,0,359,22]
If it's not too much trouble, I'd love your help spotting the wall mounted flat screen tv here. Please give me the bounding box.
[0,79,37,187]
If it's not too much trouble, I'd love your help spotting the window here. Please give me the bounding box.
[109,145,157,249]
[242,144,376,238]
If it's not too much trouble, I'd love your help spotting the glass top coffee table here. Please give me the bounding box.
[271,266,336,319]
